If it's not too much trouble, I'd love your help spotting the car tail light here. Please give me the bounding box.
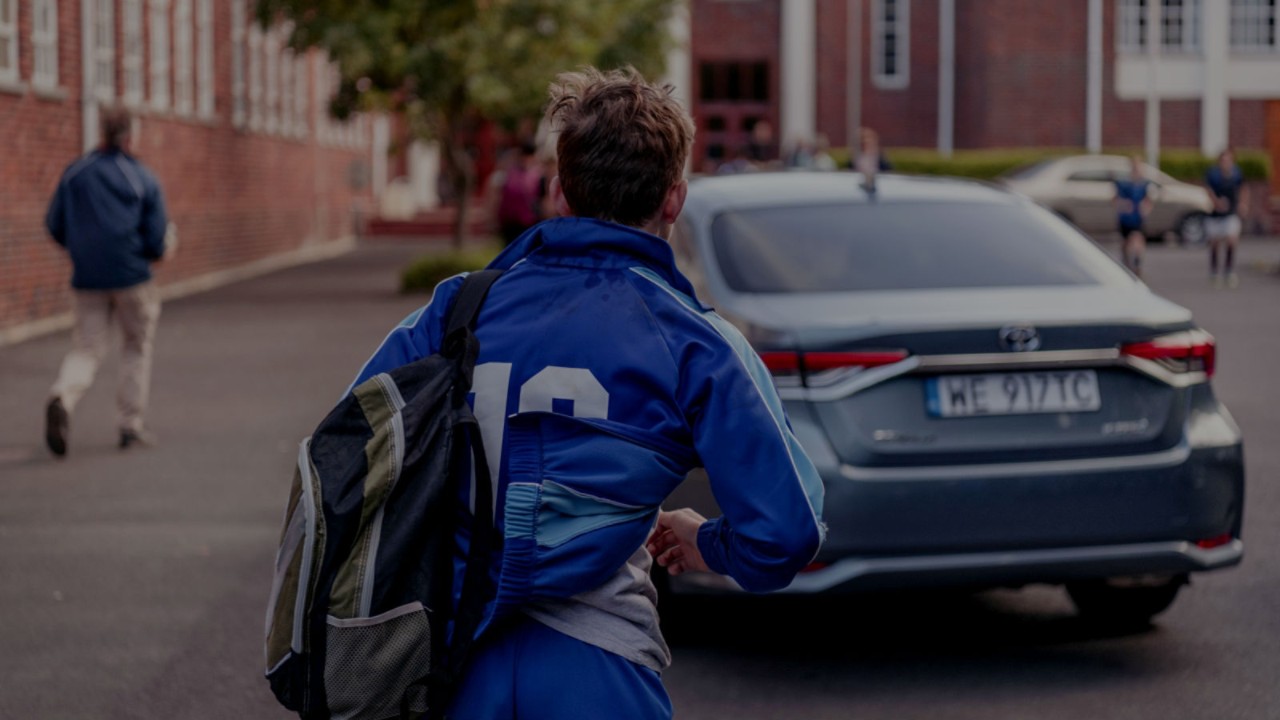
[759,350,910,387]
[1121,329,1216,378]
[1195,534,1233,550]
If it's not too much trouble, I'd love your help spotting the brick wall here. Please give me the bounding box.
[954,0,1089,148]
[0,0,371,334]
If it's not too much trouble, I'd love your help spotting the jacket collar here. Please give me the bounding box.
[487,217,705,306]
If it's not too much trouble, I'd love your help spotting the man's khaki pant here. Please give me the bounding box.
[50,281,161,433]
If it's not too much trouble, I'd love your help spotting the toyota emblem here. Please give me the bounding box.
[999,325,1041,352]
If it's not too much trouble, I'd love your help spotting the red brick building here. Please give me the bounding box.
[685,0,1280,177]
[1,0,375,341]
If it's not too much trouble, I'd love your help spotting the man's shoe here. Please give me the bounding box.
[45,398,69,457]
[119,428,158,450]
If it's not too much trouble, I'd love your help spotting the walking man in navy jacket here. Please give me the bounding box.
[45,108,169,456]
[348,67,826,719]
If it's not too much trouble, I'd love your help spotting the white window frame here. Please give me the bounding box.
[871,0,910,90]
[264,26,279,134]
[197,0,213,117]
[96,0,117,102]
[247,22,262,130]
[0,0,18,85]
[281,45,296,135]
[231,0,246,127]
[122,0,144,105]
[173,0,193,114]
[1118,0,1148,52]
[1160,0,1201,53]
[1230,0,1278,52]
[32,0,59,89]
[149,0,171,110]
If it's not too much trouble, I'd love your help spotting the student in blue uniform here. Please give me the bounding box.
[347,67,826,720]
[1205,148,1246,288]
[1113,155,1153,278]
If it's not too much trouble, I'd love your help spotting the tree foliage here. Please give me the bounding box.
[257,0,678,243]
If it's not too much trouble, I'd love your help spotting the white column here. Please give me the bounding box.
[1201,0,1229,155]
[936,0,954,156]
[1086,0,1103,153]
[781,0,817,148]
[1144,0,1161,166]
[662,0,692,110]
[371,114,390,202]
[81,0,97,151]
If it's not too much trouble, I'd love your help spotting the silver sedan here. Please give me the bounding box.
[662,171,1244,626]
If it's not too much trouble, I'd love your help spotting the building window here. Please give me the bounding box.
[174,0,192,114]
[0,0,17,85]
[32,0,58,89]
[1231,0,1277,51]
[1119,0,1204,53]
[264,26,279,134]
[231,0,245,126]
[247,22,262,130]
[197,0,213,116]
[150,0,170,109]
[698,61,769,102]
[96,0,117,101]
[122,0,144,104]
[1161,0,1200,51]
[871,0,909,89]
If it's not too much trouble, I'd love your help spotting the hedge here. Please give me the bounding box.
[828,147,1272,183]
[400,244,502,293]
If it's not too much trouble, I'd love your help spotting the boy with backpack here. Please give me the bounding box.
[270,66,826,720]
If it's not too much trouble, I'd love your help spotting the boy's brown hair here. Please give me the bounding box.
[546,67,695,228]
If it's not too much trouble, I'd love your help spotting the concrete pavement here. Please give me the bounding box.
[2,236,1280,719]
[0,244,425,719]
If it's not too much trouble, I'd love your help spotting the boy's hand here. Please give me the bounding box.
[646,508,711,577]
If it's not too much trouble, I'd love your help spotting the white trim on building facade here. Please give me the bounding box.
[197,0,214,117]
[95,0,116,102]
[32,0,59,89]
[0,0,18,86]
[174,0,193,115]
[122,0,144,105]
[149,0,170,110]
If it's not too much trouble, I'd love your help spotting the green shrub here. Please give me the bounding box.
[830,147,1272,182]
[400,244,502,293]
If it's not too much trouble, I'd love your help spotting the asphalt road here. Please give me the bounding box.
[1,238,1277,719]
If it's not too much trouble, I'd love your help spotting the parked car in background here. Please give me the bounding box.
[999,155,1213,244]
[663,172,1244,625]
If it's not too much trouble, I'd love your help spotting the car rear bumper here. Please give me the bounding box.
[669,538,1243,595]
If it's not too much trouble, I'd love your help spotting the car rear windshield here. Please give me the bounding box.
[710,200,1133,293]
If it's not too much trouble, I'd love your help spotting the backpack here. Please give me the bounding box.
[265,270,502,720]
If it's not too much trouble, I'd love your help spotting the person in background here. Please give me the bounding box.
[1114,155,1154,278]
[535,154,559,221]
[1205,148,1246,289]
[854,127,893,176]
[497,141,542,246]
[44,108,169,456]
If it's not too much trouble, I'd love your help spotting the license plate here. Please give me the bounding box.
[926,370,1101,417]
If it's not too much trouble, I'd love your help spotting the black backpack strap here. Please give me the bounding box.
[445,269,503,339]
[401,268,503,720]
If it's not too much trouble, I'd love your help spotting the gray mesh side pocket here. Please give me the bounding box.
[324,602,431,720]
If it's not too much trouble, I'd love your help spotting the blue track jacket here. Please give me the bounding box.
[46,149,168,290]
[350,217,826,666]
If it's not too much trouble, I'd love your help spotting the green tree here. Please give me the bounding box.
[258,0,678,246]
